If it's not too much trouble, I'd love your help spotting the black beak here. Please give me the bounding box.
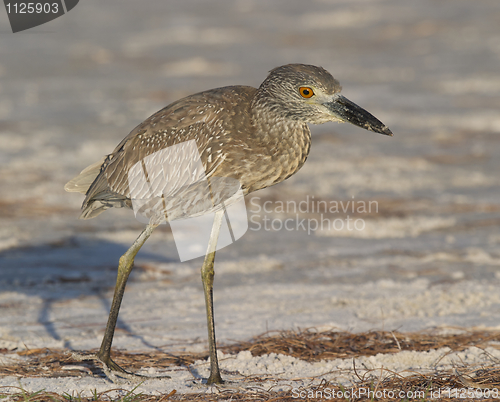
[324,95,393,136]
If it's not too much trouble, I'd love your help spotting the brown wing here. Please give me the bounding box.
[79,85,257,219]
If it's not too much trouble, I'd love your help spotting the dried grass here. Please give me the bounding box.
[222,328,500,361]
[1,328,500,401]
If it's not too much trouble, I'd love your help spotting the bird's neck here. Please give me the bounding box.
[251,94,310,149]
[250,94,312,183]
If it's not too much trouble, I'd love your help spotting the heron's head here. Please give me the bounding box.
[257,64,392,136]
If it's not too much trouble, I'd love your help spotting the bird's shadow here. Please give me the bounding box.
[0,235,176,351]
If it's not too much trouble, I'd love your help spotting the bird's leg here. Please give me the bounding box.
[201,209,225,385]
[96,223,157,374]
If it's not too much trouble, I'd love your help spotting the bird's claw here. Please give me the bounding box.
[99,356,140,380]
[70,351,141,381]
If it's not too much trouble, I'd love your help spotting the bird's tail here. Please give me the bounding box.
[65,157,111,219]
[64,157,106,195]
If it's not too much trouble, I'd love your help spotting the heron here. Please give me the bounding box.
[65,64,392,384]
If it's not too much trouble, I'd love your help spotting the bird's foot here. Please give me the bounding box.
[70,351,142,381]
[98,355,139,380]
[205,372,224,385]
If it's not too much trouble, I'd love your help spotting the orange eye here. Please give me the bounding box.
[299,87,314,98]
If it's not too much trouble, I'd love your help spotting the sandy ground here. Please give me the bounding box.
[1,0,500,396]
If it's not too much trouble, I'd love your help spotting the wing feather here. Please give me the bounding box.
[76,86,257,219]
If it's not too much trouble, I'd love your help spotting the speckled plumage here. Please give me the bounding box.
[64,63,392,384]
[66,64,392,221]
